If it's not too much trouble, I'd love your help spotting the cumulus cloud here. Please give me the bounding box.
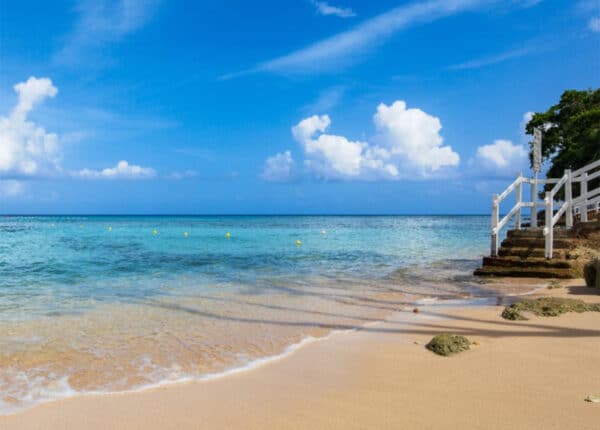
[261,150,297,182]
[313,1,356,18]
[278,100,459,181]
[372,101,460,173]
[0,180,25,197]
[0,77,61,178]
[472,139,528,176]
[75,160,156,179]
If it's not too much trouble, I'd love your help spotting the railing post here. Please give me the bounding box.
[515,172,522,230]
[565,169,573,229]
[544,191,553,259]
[581,173,588,222]
[491,194,499,257]
[530,175,538,228]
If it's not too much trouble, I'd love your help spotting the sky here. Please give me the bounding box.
[0,0,598,214]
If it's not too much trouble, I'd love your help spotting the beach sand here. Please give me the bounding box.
[2,281,599,430]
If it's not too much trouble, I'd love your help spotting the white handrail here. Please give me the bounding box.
[572,158,600,177]
[490,173,525,256]
[489,158,600,260]
[543,171,572,259]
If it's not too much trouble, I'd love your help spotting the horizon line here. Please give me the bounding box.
[1,213,490,217]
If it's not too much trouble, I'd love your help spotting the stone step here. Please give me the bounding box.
[506,229,572,239]
[497,247,567,259]
[473,265,576,279]
[482,256,573,269]
[573,220,600,235]
[500,237,573,249]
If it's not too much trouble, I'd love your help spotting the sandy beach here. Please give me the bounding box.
[2,280,599,430]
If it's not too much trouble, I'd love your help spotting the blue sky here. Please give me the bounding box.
[0,0,598,214]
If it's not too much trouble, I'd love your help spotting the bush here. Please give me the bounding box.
[584,258,599,288]
[426,334,470,356]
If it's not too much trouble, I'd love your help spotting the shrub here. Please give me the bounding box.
[584,258,599,288]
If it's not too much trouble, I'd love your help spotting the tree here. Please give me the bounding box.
[525,88,600,181]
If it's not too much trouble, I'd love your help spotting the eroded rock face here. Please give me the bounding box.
[425,334,470,356]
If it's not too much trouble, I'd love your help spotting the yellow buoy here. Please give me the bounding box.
[296,240,302,246]
[225,232,231,239]
[183,231,189,238]
[107,226,112,232]
[153,229,158,235]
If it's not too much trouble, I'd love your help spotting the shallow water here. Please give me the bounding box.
[0,215,521,413]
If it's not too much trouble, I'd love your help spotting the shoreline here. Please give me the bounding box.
[4,279,597,429]
[0,277,544,417]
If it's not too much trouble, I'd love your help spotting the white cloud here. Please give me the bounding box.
[520,111,534,141]
[448,46,535,70]
[313,1,356,18]
[75,160,156,179]
[222,0,541,78]
[169,169,197,180]
[303,86,346,114]
[473,139,528,176]
[261,150,297,182]
[226,0,481,77]
[283,101,459,181]
[0,77,61,178]
[0,180,25,197]
[372,101,460,174]
[576,1,600,31]
[294,116,375,178]
[56,0,161,65]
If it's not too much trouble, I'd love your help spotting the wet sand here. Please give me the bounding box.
[2,280,599,429]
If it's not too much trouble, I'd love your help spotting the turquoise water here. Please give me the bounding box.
[1,215,511,414]
[0,215,491,321]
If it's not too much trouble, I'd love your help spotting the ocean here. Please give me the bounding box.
[0,215,523,413]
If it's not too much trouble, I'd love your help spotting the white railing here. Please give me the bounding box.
[490,159,600,259]
[543,171,570,259]
[490,174,557,256]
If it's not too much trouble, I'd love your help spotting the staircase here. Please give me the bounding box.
[475,156,600,279]
[474,228,578,278]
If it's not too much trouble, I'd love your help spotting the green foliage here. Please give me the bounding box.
[584,258,599,288]
[425,334,471,356]
[525,89,600,197]
[501,297,600,320]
